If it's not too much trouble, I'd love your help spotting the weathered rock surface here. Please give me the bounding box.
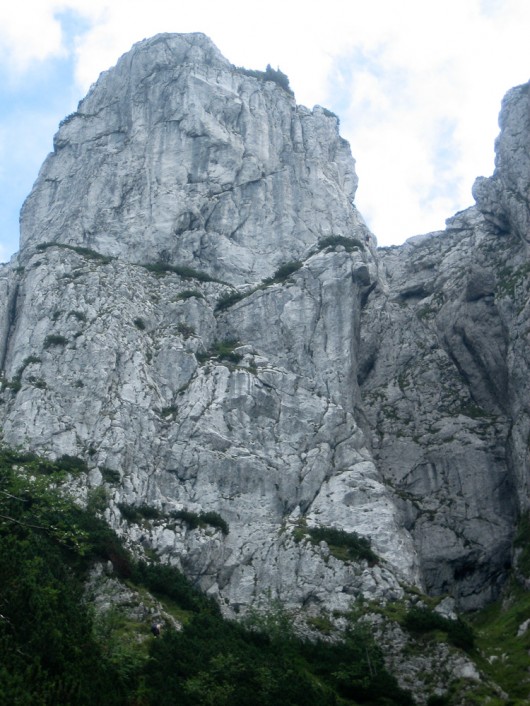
[20,32,362,285]
[1,33,530,616]
[473,82,530,242]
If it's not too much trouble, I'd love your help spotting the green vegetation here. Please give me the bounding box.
[99,466,121,484]
[177,322,196,338]
[471,581,530,703]
[44,334,69,348]
[68,309,87,322]
[117,503,230,536]
[0,444,416,705]
[4,355,42,392]
[53,453,89,474]
[496,262,530,298]
[196,339,243,365]
[117,502,163,523]
[146,607,411,706]
[28,377,47,389]
[459,402,490,419]
[59,111,78,127]
[263,260,303,285]
[171,509,229,536]
[417,305,435,320]
[0,447,133,704]
[317,235,363,253]
[159,404,179,420]
[133,317,146,330]
[321,107,339,122]
[215,289,248,312]
[463,511,530,700]
[143,261,223,283]
[514,511,530,576]
[36,241,113,264]
[403,606,474,651]
[295,523,378,564]
[176,289,204,301]
[238,64,294,95]
[215,259,305,314]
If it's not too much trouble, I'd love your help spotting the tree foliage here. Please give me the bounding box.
[0,447,413,705]
[0,448,130,704]
[238,64,294,95]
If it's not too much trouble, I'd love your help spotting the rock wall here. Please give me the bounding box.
[19,33,362,285]
[1,33,529,612]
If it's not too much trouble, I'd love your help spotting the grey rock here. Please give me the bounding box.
[19,32,365,285]
[1,34,530,619]
[473,82,530,241]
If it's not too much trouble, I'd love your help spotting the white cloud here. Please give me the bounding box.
[0,3,65,71]
[324,0,530,242]
[1,0,529,252]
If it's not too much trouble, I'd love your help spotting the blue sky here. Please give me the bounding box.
[1,0,530,262]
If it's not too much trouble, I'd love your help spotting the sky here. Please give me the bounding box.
[1,1,529,263]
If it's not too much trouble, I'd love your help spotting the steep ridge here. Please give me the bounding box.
[359,81,530,609]
[19,32,361,285]
[0,33,529,615]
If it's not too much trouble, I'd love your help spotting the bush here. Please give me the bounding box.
[238,64,294,96]
[100,467,121,484]
[0,448,87,477]
[176,289,204,301]
[321,107,339,122]
[197,511,229,536]
[44,334,68,348]
[171,508,201,530]
[171,509,229,535]
[403,606,474,651]
[54,454,89,474]
[317,235,363,253]
[69,310,87,322]
[131,561,219,615]
[159,405,178,420]
[215,290,248,312]
[59,111,77,127]
[264,260,303,285]
[196,339,243,365]
[144,262,223,284]
[176,322,195,338]
[133,317,146,330]
[36,242,112,264]
[117,503,163,523]
[304,526,378,564]
[8,356,42,392]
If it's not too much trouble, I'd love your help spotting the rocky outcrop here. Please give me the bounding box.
[1,33,530,614]
[358,82,530,608]
[473,82,530,242]
[19,32,362,285]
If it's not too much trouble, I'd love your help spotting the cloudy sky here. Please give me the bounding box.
[1,0,529,263]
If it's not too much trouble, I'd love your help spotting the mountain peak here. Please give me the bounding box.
[3,33,530,627]
[19,33,360,285]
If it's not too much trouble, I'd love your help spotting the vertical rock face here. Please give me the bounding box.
[359,77,530,607]
[20,33,361,285]
[473,82,530,242]
[1,33,417,615]
[1,33,530,613]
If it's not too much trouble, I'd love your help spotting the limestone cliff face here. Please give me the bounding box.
[20,32,361,285]
[1,33,529,613]
[358,81,530,609]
